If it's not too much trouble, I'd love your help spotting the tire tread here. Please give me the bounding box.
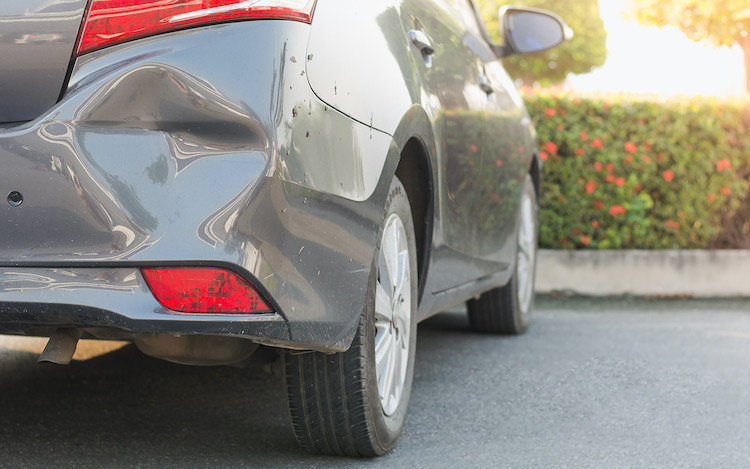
[283,318,383,456]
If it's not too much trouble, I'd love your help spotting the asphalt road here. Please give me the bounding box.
[2,297,750,468]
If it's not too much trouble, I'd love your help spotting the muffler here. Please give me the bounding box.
[38,328,83,365]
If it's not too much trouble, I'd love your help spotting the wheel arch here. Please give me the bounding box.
[387,105,438,306]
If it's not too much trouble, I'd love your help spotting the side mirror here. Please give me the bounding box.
[498,6,572,57]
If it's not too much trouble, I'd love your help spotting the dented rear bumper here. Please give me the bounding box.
[0,21,397,352]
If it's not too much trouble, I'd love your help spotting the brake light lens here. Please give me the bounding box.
[141,267,273,314]
[77,0,316,55]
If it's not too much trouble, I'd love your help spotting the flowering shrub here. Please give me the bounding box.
[525,91,750,249]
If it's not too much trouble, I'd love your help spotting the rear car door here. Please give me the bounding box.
[398,0,492,291]
[461,2,533,274]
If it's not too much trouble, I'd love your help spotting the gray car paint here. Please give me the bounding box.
[0,2,538,352]
[307,0,534,297]
[0,0,87,123]
[0,22,400,351]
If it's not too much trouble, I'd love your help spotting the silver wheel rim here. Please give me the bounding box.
[516,191,536,319]
[375,213,411,417]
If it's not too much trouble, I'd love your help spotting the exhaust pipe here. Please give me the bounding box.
[38,328,83,365]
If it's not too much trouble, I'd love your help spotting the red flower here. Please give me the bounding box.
[544,108,556,117]
[717,159,732,172]
[590,139,603,149]
[544,142,558,155]
[594,162,603,172]
[469,144,478,153]
[605,174,615,183]
[666,220,680,229]
[606,163,614,172]
[720,187,730,195]
[591,220,600,228]
[663,170,674,182]
[585,180,597,194]
[609,205,626,217]
[573,99,582,105]
[615,177,625,187]
[624,155,633,164]
[634,184,642,193]
[594,200,604,210]
[624,142,638,154]
[557,124,564,131]
[580,235,591,246]
[574,148,585,156]
[580,131,589,141]
[539,151,549,161]
[641,154,652,163]
[495,159,503,167]
[707,193,716,202]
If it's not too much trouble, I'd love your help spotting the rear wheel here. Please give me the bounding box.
[282,177,418,456]
[467,174,538,334]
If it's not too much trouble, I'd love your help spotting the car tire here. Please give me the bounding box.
[467,174,538,335]
[282,176,418,456]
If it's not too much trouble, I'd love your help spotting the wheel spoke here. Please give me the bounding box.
[375,327,393,393]
[392,251,407,308]
[395,305,409,338]
[379,247,392,296]
[389,335,403,400]
[381,334,398,409]
[375,282,392,324]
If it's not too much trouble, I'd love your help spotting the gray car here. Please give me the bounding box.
[0,0,566,456]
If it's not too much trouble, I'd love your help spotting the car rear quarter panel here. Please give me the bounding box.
[305,0,419,135]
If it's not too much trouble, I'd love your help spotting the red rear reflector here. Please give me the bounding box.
[77,0,316,55]
[141,267,273,314]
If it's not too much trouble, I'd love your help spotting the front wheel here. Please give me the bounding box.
[282,177,418,456]
[467,173,538,334]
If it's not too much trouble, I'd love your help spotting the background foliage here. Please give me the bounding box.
[525,92,750,249]
[475,0,607,86]
[627,0,750,93]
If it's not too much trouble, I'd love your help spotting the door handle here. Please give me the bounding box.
[407,30,435,56]
[478,75,494,95]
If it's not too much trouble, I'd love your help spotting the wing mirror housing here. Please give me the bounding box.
[496,6,573,58]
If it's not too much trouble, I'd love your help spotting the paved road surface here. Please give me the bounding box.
[2,298,750,468]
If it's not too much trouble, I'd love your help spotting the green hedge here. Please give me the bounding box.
[524,92,750,249]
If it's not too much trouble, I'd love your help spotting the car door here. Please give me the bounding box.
[399,0,493,291]
[463,1,534,274]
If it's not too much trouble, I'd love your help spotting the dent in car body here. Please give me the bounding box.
[0,21,398,351]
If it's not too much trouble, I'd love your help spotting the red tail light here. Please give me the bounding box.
[77,0,316,55]
[141,267,273,314]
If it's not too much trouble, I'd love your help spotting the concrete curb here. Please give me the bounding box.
[536,249,750,297]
